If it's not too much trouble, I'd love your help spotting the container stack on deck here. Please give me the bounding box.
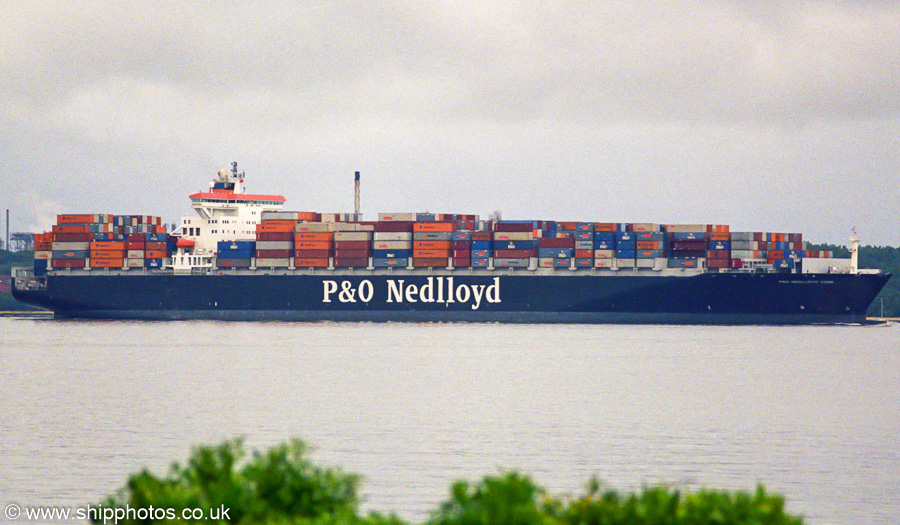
[206,213,836,272]
[41,214,168,273]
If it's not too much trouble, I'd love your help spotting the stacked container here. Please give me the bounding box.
[217,240,256,268]
[471,231,493,268]
[592,223,618,268]
[705,225,731,269]
[256,219,294,268]
[294,222,333,268]
[492,222,533,268]
[372,220,413,268]
[333,225,372,268]
[451,230,472,268]
[413,221,453,268]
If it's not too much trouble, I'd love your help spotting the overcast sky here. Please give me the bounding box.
[2,1,898,245]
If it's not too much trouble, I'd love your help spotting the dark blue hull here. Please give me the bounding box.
[13,271,891,324]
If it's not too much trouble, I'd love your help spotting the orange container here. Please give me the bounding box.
[296,212,320,221]
[768,250,785,259]
[144,250,166,259]
[91,258,124,268]
[709,232,731,241]
[145,241,167,250]
[472,232,492,241]
[413,249,451,258]
[593,223,618,232]
[556,221,578,231]
[294,258,329,268]
[52,224,90,233]
[574,249,593,259]
[413,240,451,250]
[90,250,126,259]
[413,222,455,232]
[256,222,296,233]
[34,241,53,251]
[56,214,97,224]
[91,241,127,250]
[636,240,660,250]
[294,240,333,250]
[295,232,334,241]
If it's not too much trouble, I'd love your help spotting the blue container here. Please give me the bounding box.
[671,232,706,240]
[493,240,533,250]
[53,250,88,259]
[147,233,169,242]
[709,241,730,250]
[594,240,615,250]
[167,239,178,252]
[593,231,616,242]
[471,240,492,250]
[636,249,665,259]
[574,232,593,241]
[471,257,490,267]
[616,232,634,241]
[144,258,164,268]
[538,248,574,258]
[637,232,666,241]
[617,240,636,250]
[668,257,699,268]
[416,213,435,222]
[575,258,593,268]
[373,249,411,259]
[575,223,594,232]
[218,249,254,259]
[218,240,256,251]
[373,257,409,268]
[451,231,472,241]
[616,249,636,259]
[773,258,795,269]
[784,250,806,259]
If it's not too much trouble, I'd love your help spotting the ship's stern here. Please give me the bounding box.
[10,267,53,311]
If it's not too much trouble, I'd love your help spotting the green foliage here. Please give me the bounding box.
[96,439,807,524]
[0,249,34,276]
[94,438,399,525]
[560,478,803,525]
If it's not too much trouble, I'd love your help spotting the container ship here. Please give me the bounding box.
[12,164,890,324]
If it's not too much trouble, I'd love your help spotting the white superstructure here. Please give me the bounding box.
[170,163,286,272]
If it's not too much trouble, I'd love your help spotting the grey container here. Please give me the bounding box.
[575,240,594,250]
[730,232,754,241]
[372,257,410,268]
[256,240,294,250]
[493,258,530,268]
[52,250,88,259]
[334,231,373,241]
[413,231,452,241]
[372,240,412,250]
[373,231,412,241]
[731,240,753,250]
[616,258,636,268]
[52,242,90,251]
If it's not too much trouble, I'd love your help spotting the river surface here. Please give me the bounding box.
[0,317,898,524]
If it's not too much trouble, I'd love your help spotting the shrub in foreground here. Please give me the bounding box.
[96,438,804,524]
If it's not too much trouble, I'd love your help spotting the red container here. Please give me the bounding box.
[334,248,371,258]
[127,233,146,241]
[126,240,145,250]
[574,249,593,259]
[294,258,329,268]
[494,249,532,258]
[493,222,532,232]
[145,241,167,250]
[452,257,470,268]
[257,231,294,241]
[333,240,369,250]
[373,221,415,232]
[707,258,729,268]
[452,249,471,258]
[472,231,492,241]
[539,238,575,248]
[333,257,369,268]
[52,232,93,242]
[294,249,331,259]
[412,257,448,267]
[730,259,744,268]
[706,250,730,259]
[51,258,86,268]
[451,240,470,250]
[671,240,706,251]
[256,249,293,258]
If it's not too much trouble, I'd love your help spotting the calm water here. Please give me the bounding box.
[0,317,898,524]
